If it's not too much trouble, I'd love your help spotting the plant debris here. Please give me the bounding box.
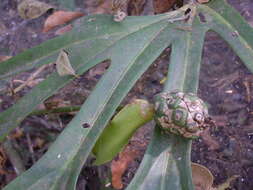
[18,0,53,19]
[43,11,84,32]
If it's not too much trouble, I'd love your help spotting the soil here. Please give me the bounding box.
[1,0,253,189]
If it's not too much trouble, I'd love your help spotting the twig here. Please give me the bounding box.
[13,64,47,93]
[26,133,36,164]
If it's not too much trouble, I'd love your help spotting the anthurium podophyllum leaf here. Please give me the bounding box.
[127,10,206,189]
[198,2,253,73]
[0,13,174,79]
[2,1,253,190]
[3,8,181,189]
[127,1,253,189]
[0,11,181,142]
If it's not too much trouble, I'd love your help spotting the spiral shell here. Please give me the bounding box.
[154,91,209,139]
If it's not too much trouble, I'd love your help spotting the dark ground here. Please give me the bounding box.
[0,0,253,189]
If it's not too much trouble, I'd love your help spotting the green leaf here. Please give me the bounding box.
[127,9,206,190]
[127,2,253,189]
[198,2,253,73]
[206,0,253,47]
[3,1,253,190]
[93,99,154,165]
[53,0,75,10]
[0,14,170,79]
[0,13,175,142]
[3,12,177,189]
[129,127,192,190]
[0,34,116,141]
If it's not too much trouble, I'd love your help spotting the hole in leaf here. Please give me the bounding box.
[185,8,191,15]
[198,12,207,23]
[82,123,90,128]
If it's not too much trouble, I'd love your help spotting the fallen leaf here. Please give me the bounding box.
[9,128,24,139]
[44,96,71,110]
[0,56,12,63]
[217,175,239,190]
[34,138,45,148]
[112,0,129,12]
[18,0,53,19]
[94,0,129,15]
[128,0,146,15]
[197,0,210,4]
[111,146,139,189]
[55,24,73,35]
[94,0,114,14]
[55,50,78,77]
[192,163,214,190]
[153,0,177,14]
[43,11,84,32]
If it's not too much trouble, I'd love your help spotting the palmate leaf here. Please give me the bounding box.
[3,7,186,189]
[2,1,253,190]
[0,12,180,142]
[127,10,207,190]
[127,1,253,190]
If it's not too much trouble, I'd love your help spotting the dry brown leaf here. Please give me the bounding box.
[55,24,73,35]
[55,50,78,77]
[111,146,139,189]
[9,128,24,139]
[0,55,12,63]
[128,0,146,15]
[43,11,84,32]
[153,0,177,14]
[94,0,130,14]
[197,0,210,4]
[18,0,53,19]
[44,96,71,110]
[217,175,239,190]
[94,0,114,14]
[192,163,214,190]
[34,138,45,148]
